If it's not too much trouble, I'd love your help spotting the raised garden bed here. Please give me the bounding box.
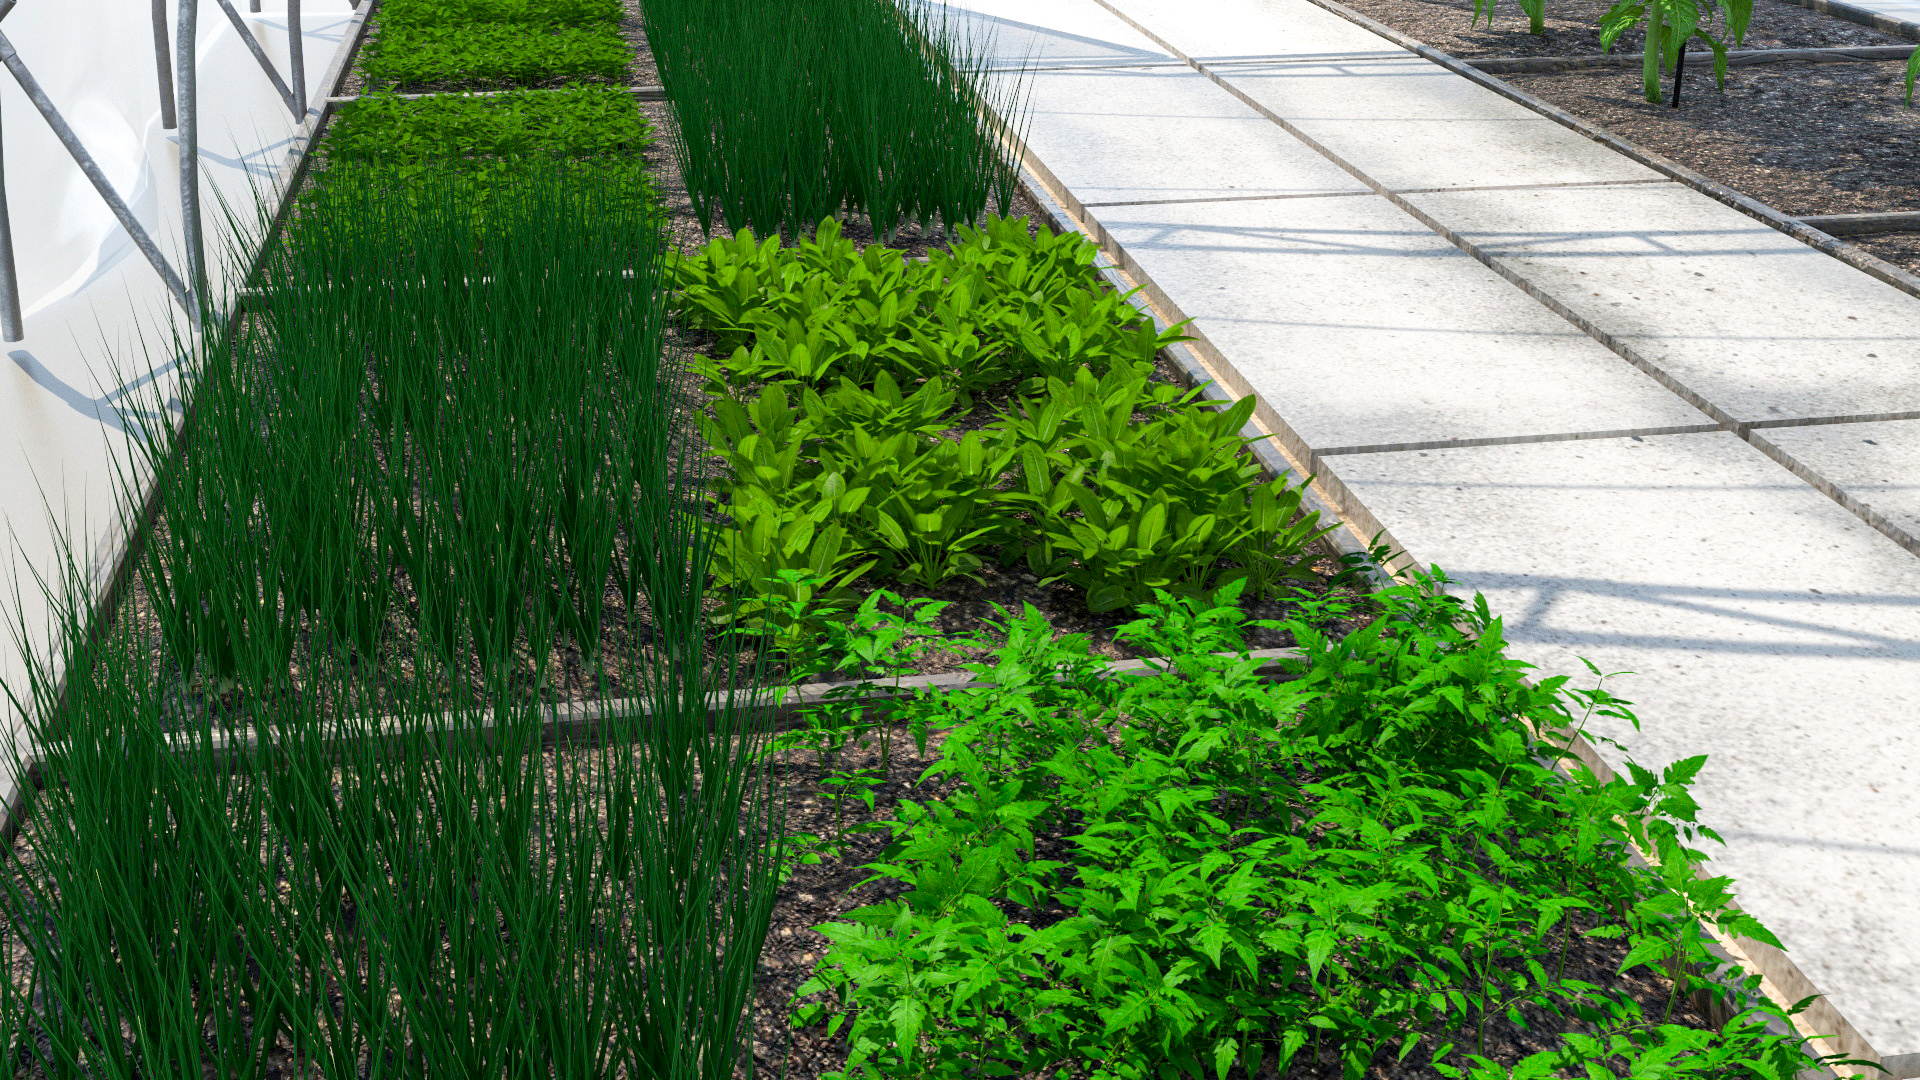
[0,1,1865,1077]
[1331,0,1920,273]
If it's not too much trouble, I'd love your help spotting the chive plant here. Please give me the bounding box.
[641,0,1025,240]
[0,163,780,1077]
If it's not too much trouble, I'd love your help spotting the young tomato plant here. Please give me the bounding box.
[1599,0,1752,103]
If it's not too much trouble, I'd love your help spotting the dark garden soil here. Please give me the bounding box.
[1331,0,1920,272]
[752,724,1722,1080]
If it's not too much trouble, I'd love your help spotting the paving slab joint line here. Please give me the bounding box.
[1085,0,1920,575]
[1747,409,1920,430]
[1078,176,1672,209]
[1008,32,1886,1063]
[1289,0,1920,302]
[1313,424,1727,457]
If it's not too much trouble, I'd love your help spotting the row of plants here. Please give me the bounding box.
[639,0,1026,239]
[363,0,629,90]
[0,5,789,1071]
[673,216,1334,646]
[770,581,1863,1080]
[0,162,781,1077]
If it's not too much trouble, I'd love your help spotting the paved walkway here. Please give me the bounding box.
[954,0,1920,1070]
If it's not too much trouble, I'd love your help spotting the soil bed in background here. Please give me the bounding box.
[1334,0,1920,273]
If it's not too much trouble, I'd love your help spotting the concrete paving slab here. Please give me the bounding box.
[1098,0,1408,62]
[1764,420,1920,543]
[1195,56,1668,191]
[1324,431,1920,1058]
[1406,184,1920,424]
[929,0,1175,70]
[1084,196,1710,452]
[1008,65,1368,205]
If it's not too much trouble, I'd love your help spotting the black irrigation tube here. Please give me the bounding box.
[1003,32,1878,1080]
[1467,43,1917,72]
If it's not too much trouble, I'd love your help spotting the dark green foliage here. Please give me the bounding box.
[364,23,631,90]
[789,582,1853,1080]
[0,163,779,1077]
[680,218,1327,615]
[640,0,1024,238]
[329,87,652,167]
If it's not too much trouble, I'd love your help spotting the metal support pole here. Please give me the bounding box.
[152,0,178,129]
[288,0,305,116]
[211,0,298,117]
[176,0,204,321]
[0,33,191,311]
[0,94,22,343]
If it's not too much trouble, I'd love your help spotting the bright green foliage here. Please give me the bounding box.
[380,0,620,25]
[1005,369,1331,612]
[1598,0,1753,102]
[1906,44,1918,105]
[329,87,651,166]
[682,218,1324,615]
[674,216,1188,400]
[364,24,631,89]
[0,165,778,1079]
[639,0,1025,238]
[791,582,1855,1080]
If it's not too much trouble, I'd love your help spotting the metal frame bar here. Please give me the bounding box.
[178,0,205,321]
[0,91,20,342]
[211,0,299,118]
[0,31,192,312]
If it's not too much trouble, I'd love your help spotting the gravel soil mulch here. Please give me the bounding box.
[1332,0,1920,272]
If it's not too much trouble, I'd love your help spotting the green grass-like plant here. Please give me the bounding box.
[641,0,1025,239]
[0,163,780,1076]
[364,23,631,89]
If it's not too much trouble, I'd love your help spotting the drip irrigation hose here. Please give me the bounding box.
[1672,41,1687,107]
